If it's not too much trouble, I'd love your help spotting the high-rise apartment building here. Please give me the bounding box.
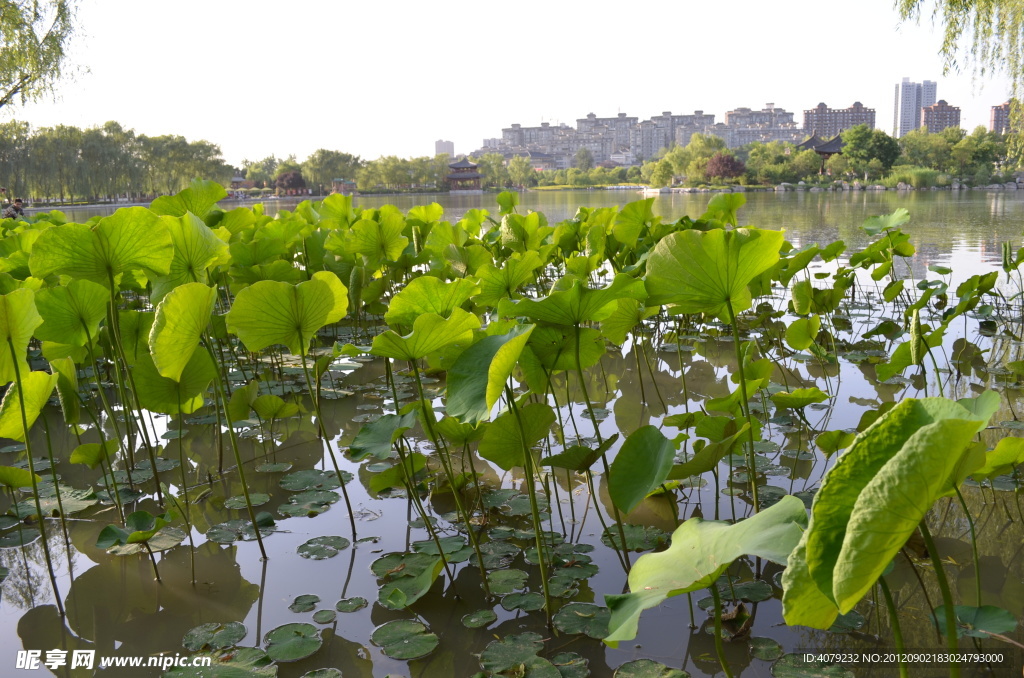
[435,139,454,157]
[893,78,937,137]
[802,102,876,138]
[991,101,1013,134]
[920,100,961,133]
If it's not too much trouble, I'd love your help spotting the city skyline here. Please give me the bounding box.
[6,0,1015,166]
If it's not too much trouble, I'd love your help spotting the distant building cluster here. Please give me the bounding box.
[445,81,1006,169]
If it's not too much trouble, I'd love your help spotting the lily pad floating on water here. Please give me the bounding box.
[487,568,529,594]
[182,621,247,652]
[224,493,270,509]
[369,619,439,661]
[0,527,39,547]
[163,647,277,677]
[770,653,854,677]
[279,469,351,492]
[479,632,547,674]
[263,622,322,662]
[551,652,590,678]
[462,608,497,628]
[827,610,865,634]
[335,597,368,613]
[14,485,98,518]
[552,602,610,639]
[501,591,545,612]
[206,513,276,543]
[297,536,351,560]
[289,594,320,613]
[300,670,342,678]
[601,524,669,552]
[749,636,784,661]
[697,579,773,610]
[932,604,1018,638]
[613,659,690,677]
[277,489,339,517]
[312,609,336,624]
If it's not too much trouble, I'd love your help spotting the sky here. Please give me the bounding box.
[9,0,1016,168]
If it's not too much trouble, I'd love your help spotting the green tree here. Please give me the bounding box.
[0,1,77,109]
[508,155,533,187]
[650,158,675,187]
[302,149,362,193]
[574,147,594,171]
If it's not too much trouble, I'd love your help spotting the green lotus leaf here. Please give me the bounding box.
[383,275,479,328]
[69,440,119,470]
[117,310,155,365]
[370,309,480,362]
[612,198,657,247]
[600,524,669,552]
[151,212,229,303]
[263,622,322,662]
[608,425,676,515]
[226,271,348,355]
[0,288,42,385]
[223,493,269,509]
[771,387,829,410]
[784,394,998,629]
[610,659,692,675]
[478,402,555,471]
[33,279,108,347]
[182,621,247,652]
[29,208,173,287]
[149,282,217,381]
[348,411,417,461]
[278,489,339,517]
[479,633,550,675]
[770,654,854,677]
[474,251,544,307]
[785,314,821,351]
[487,568,529,595]
[646,227,784,318]
[501,591,545,611]
[48,356,80,425]
[334,597,368,613]
[288,594,320,613]
[297,536,350,560]
[553,602,610,638]
[279,469,347,492]
[251,394,299,421]
[0,370,58,440]
[932,604,1018,638]
[370,619,438,661]
[604,495,807,645]
[446,324,534,425]
[347,212,408,269]
[164,647,277,677]
[205,513,276,543]
[0,465,41,490]
[972,436,1024,480]
[150,179,228,219]
[132,349,216,415]
[509,273,647,327]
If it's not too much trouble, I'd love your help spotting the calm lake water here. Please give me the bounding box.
[3,189,1024,677]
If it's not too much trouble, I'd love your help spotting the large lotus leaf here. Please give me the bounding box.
[509,273,646,326]
[370,309,479,362]
[612,198,657,247]
[0,288,42,384]
[150,179,228,219]
[478,403,555,471]
[369,452,426,494]
[383,275,479,328]
[182,621,247,652]
[251,394,298,421]
[601,299,660,346]
[784,394,998,629]
[132,349,216,415]
[446,324,535,425]
[118,310,155,365]
[932,604,1018,638]
[69,440,119,470]
[347,213,408,268]
[151,213,229,303]
[0,371,58,441]
[608,425,676,514]
[226,271,348,355]
[370,619,438,660]
[374,552,444,610]
[48,356,79,425]
[521,325,605,378]
[972,436,1024,480]
[29,208,173,287]
[263,622,322,662]
[164,647,277,677]
[645,227,784,318]
[771,387,829,410]
[604,495,807,645]
[0,465,41,490]
[150,283,217,381]
[33,279,108,347]
[348,411,417,461]
[474,251,544,307]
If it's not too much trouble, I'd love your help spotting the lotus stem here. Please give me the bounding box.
[879,576,909,678]
[724,298,760,512]
[709,585,734,678]
[919,521,961,678]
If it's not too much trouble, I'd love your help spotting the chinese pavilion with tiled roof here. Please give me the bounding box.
[447,157,483,193]
[796,130,846,173]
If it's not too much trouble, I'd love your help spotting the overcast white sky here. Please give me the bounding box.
[9,0,1015,167]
